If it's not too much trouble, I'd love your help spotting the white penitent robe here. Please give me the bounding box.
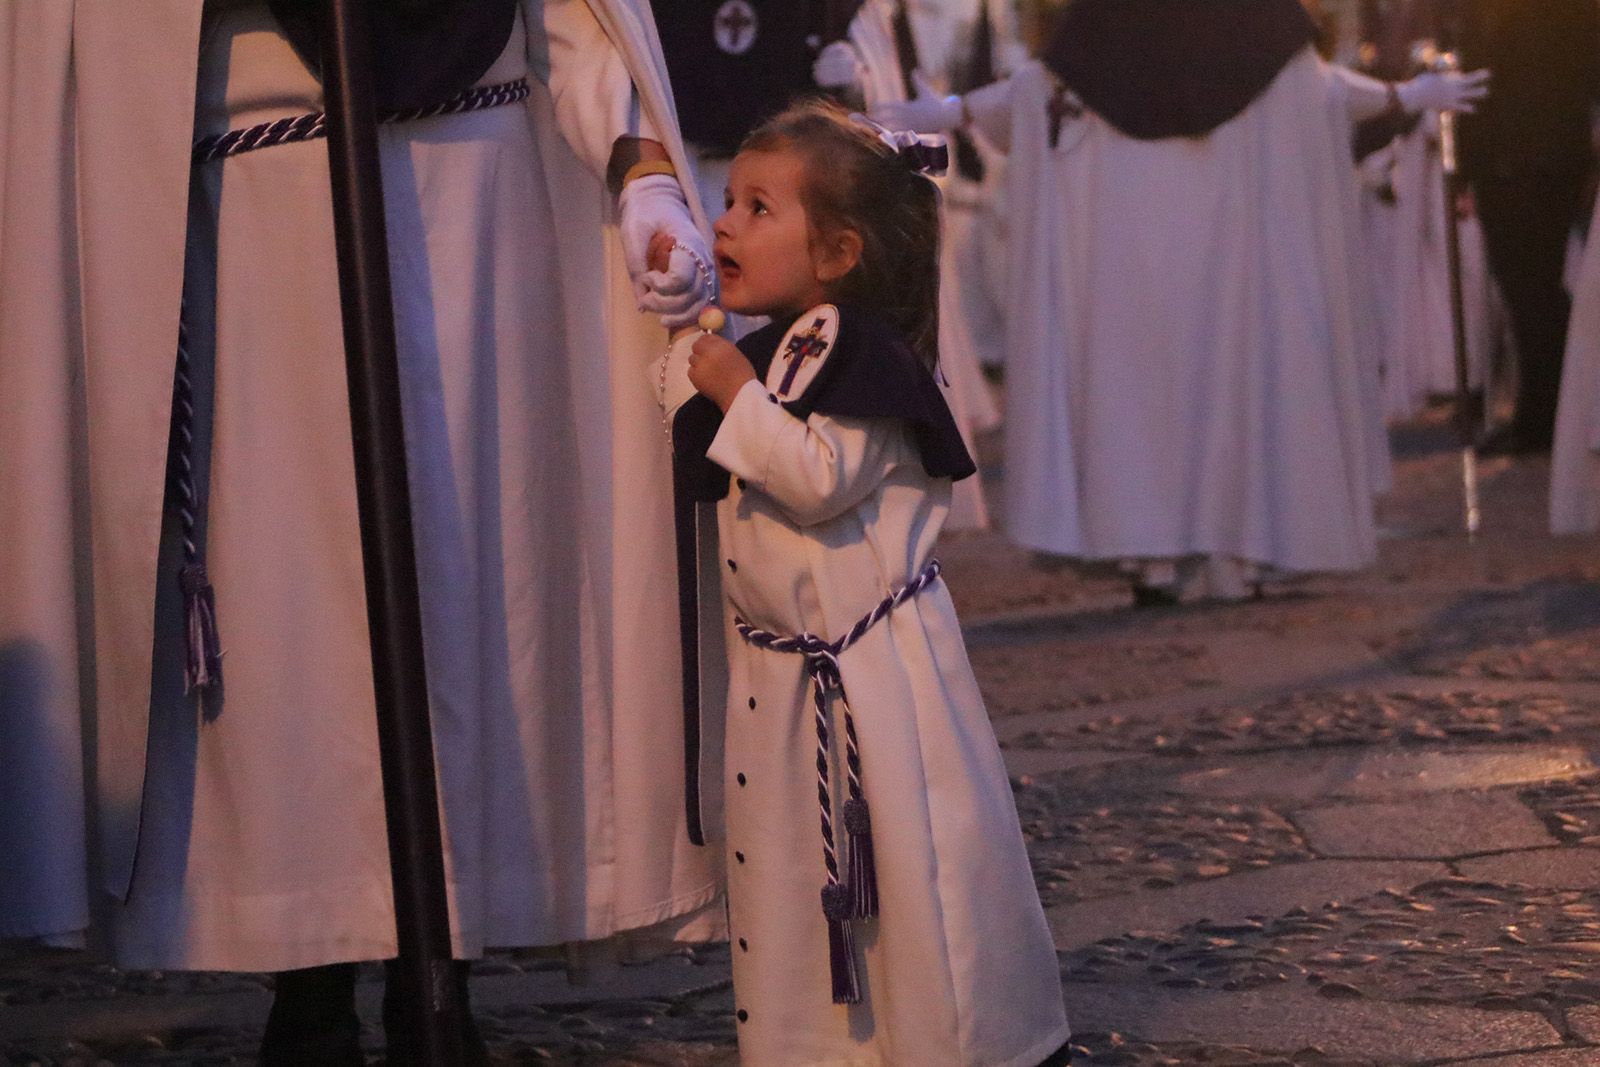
[706,351,1069,1066]
[0,0,92,949]
[1000,50,1389,580]
[850,0,1017,531]
[0,0,723,971]
[1550,189,1600,534]
[1383,119,1505,418]
[1356,143,1404,416]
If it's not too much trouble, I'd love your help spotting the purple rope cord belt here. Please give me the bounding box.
[191,77,531,163]
[169,77,531,696]
[734,558,944,1004]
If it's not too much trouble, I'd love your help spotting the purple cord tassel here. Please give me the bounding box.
[821,883,861,1004]
[180,562,223,693]
[842,798,879,919]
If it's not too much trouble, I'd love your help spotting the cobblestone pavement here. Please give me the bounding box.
[7,410,1600,1065]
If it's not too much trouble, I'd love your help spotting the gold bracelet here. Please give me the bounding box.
[623,159,678,186]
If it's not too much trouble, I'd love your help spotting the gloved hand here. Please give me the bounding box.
[813,40,864,91]
[869,70,963,133]
[618,173,714,329]
[1395,68,1491,114]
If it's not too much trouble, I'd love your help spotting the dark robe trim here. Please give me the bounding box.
[265,0,518,112]
[1043,0,1317,141]
[673,305,977,503]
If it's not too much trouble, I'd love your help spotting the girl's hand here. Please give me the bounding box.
[689,334,757,412]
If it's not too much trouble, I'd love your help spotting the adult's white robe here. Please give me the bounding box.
[1550,189,1600,534]
[1356,143,1404,416]
[1000,50,1390,577]
[1382,119,1504,418]
[0,0,724,971]
[849,0,1017,531]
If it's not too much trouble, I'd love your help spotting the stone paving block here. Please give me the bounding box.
[1064,981,1560,1063]
[0,989,268,1042]
[1295,793,1557,859]
[1168,746,1594,801]
[1004,747,1138,778]
[1451,1050,1600,1065]
[1458,848,1600,889]
[1564,1004,1600,1044]
[0,958,734,1043]
[1047,859,1445,951]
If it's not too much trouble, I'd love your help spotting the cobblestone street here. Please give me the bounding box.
[7,411,1600,1066]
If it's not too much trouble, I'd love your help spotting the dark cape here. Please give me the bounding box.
[674,307,977,503]
[266,0,519,111]
[1042,0,1318,140]
[657,1,836,155]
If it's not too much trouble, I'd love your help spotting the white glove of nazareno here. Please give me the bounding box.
[619,173,715,328]
[813,40,864,90]
[868,70,964,134]
[1396,68,1492,114]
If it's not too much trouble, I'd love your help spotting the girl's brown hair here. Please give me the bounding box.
[741,100,943,372]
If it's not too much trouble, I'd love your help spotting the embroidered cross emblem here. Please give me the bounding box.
[777,317,829,396]
[715,1,758,55]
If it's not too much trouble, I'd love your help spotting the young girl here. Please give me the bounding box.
[679,102,1072,1066]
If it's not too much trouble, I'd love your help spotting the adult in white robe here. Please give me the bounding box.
[1384,116,1505,418]
[817,0,1021,529]
[1356,140,1408,416]
[876,0,1485,598]
[0,0,723,982]
[1549,188,1600,534]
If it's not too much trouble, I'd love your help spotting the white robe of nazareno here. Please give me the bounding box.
[1383,118,1503,418]
[0,0,724,972]
[1356,143,1404,416]
[705,349,1070,1066]
[849,0,1018,531]
[0,0,91,950]
[999,50,1389,576]
[1549,189,1600,534]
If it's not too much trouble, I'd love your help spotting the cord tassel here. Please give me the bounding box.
[843,797,879,919]
[180,562,223,693]
[821,883,861,1004]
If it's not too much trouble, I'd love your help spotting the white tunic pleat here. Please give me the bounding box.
[1550,189,1600,534]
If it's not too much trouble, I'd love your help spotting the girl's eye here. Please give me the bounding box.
[752,200,769,216]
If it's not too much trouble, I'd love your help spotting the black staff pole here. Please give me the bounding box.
[317,0,466,1062]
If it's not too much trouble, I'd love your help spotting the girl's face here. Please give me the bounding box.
[713,148,856,318]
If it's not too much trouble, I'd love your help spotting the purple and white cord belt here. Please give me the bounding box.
[734,558,944,1004]
[190,77,532,163]
[169,77,532,698]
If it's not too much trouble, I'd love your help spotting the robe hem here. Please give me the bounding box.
[109,881,724,973]
[593,879,723,935]
[1007,537,1374,576]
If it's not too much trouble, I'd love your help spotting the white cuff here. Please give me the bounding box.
[706,380,793,489]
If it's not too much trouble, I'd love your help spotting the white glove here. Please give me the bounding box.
[869,70,963,133]
[1395,68,1490,114]
[618,173,715,329]
[813,40,864,90]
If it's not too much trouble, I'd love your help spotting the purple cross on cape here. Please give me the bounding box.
[778,317,830,396]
